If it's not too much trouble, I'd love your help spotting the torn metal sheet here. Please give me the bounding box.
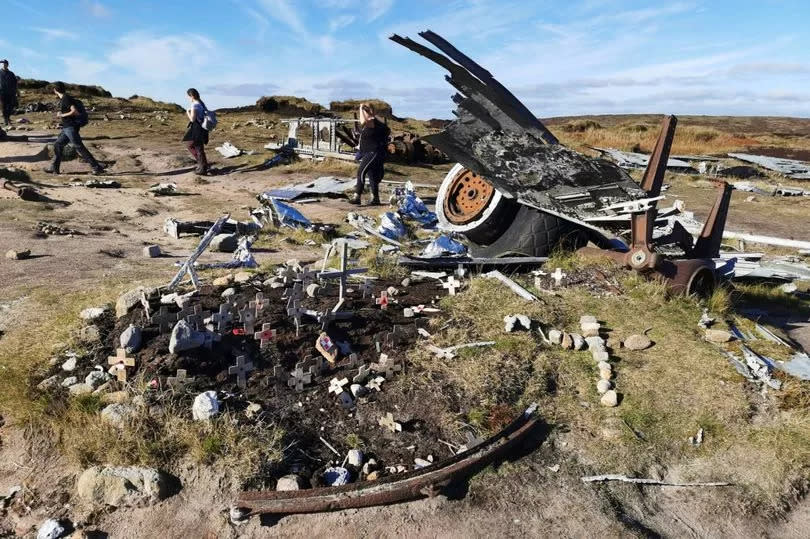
[779,352,810,381]
[390,31,646,236]
[215,141,243,158]
[399,255,548,268]
[260,177,355,201]
[728,153,810,179]
[592,147,695,171]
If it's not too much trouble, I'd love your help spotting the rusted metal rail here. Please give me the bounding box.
[237,404,540,515]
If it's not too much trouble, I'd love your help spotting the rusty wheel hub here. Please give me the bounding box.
[442,168,496,225]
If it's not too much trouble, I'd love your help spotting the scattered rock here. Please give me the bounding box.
[213,274,234,287]
[92,381,112,395]
[561,333,574,349]
[606,336,623,350]
[192,391,219,421]
[323,467,350,486]
[598,361,613,380]
[62,356,77,372]
[233,271,252,284]
[504,314,531,332]
[101,403,134,427]
[350,383,367,398]
[705,329,733,343]
[571,333,586,350]
[76,466,177,507]
[400,278,411,287]
[119,324,142,353]
[116,287,149,318]
[69,383,92,395]
[624,334,652,351]
[84,370,109,389]
[61,376,78,387]
[600,390,619,407]
[306,283,321,298]
[79,306,107,321]
[221,287,236,299]
[276,474,302,491]
[169,320,206,354]
[142,245,161,258]
[211,233,238,253]
[548,329,563,345]
[79,325,101,343]
[596,379,612,395]
[5,249,31,260]
[36,519,65,539]
[37,375,61,391]
[581,322,601,337]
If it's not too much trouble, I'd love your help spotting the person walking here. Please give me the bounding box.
[45,82,105,175]
[182,88,210,175]
[0,59,18,126]
[350,103,390,205]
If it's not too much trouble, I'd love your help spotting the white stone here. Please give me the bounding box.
[69,383,92,395]
[400,278,411,287]
[548,329,563,345]
[581,322,601,337]
[597,379,612,395]
[192,391,219,421]
[119,324,142,353]
[37,518,64,539]
[624,334,652,351]
[116,287,151,318]
[580,315,598,326]
[350,384,367,398]
[387,286,399,296]
[403,307,414,318]
[600,390,618,407]
[80,306,107,321]
[62,356,77,371]
[61,376,77,387]
[142,245,162,258]
[37,375,61,391]
[221,287,236,299]
[76,466,174,507]
[85,370,109,389]
[592,350,610,363]
[169,320,206,354]
[347,449,364,468]
[101,403,134,427]
[306,283,320,298]
[276,474,302,491]
[233,271,252,283]
[571,333,586,350]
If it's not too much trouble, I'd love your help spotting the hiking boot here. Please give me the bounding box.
[44,166,59,175]
[91,163,107,175]
[349,194,361,205]
[366,197,382,206]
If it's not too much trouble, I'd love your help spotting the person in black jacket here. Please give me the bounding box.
[350,103,390,205]
[0,59,18,126]
[44,82,105,175]
[182,88,210,175]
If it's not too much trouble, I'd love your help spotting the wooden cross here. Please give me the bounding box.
[271,364,285,383]
[328,377,349,395]
[211,304,233,333]
[366,375,385,392]
[139,290,152,319]
[551,267,567,287]
[375,290,389,310]
[238,305,256,334]
[150,306,177,334]
[317,242,368,302]
[346,353,362,368]
[296,266,319,287]
[310,356,328,379]
[185,304,210,331]
[228,355,254,389]
[166,368,195,388]
[253,323,277,349]
[287,364,313,392]
[250,292,268,316]
[378,412,402,433]
[360,278,373,298]
[286,299,306,336]
[371,354,402,379]
[283,282,303,304]
[442,276,461,296]
[353,364,371,384]
[107,348,135,382]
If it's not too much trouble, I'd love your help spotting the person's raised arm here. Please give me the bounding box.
[60,105,78,118]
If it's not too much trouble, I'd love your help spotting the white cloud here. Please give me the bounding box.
[329,14,356,32]
[368,0,393,21]
[61,56,107,83]
[30,27,79,41]
[83,1,111,18]
[107,32,217,81]
[257,0,308,36]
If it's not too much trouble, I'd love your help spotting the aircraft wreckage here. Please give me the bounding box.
[390,30,733,296]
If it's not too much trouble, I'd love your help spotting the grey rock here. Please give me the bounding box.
[62,356,77,372]
[571,333,586,350]
[192,391,219,421]
[600,390,619,407]
[548,329,563,345]
[306,283,320,298]
[350,383,368,398]
[142,245,162,258]
[5,249,31,260]
[276,474,302,491]
[596,379,612,395]
[169,320,206,354]
[85,370,109,389]
[624,334,652,351]
[69,383,92,395]
[211,233,238,253]
[36,519,65,539]
[119,324,142,353]
[76,466,177,507]
[221,287,236,299]
[79,324,101,343]
[37,375,61,391]
[233,271,252,283]
[116,287,152,318]
[61,376,77,387]
[705,329,733,343]
[504,314,531,332]
[347,449,364,468]
[80,306,107,321]
[400,278,411,287]
[101,403,134,427]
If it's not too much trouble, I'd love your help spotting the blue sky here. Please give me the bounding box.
[3,0,810,119]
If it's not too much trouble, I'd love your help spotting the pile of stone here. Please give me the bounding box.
[36,221,80,236]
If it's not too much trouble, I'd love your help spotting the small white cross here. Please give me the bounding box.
[551,267,566,287]
[253,323,277,349]
[442,276,461,296]
[375,290,389,310]
[378,412,402,433]
[366,375,386,392]
[328,377,349,395]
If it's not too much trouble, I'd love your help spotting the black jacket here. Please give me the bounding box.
[358,118,390,153]
[0,69,17,97]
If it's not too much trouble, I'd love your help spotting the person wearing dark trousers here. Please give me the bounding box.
[351,103,390,206]
[182,88,210,175]
[45,82,105,175]
[0,59,18,126]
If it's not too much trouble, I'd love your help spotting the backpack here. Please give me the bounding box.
[73,98,89,127]
[201,106,217,131]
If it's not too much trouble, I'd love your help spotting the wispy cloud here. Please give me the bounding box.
[61,56,107,83]
[30,27,79,41]
[257,0,308,36]
[82,0,112,18]
[205,82,280,96]
[368,0,393,21]
[329,14,356,32]
[107,32,217,81]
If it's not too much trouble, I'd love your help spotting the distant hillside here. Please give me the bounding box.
[16,79,182,112]
[18,78,111,98]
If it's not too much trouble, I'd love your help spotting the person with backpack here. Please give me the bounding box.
[44,82,106,175]
[0,59,18,126]
[182,88,212,175]
[350,103,390,206]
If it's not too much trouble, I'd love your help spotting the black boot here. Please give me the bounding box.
[349,193,361,205]
[367,183,381,206]
[44,164,60,174]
